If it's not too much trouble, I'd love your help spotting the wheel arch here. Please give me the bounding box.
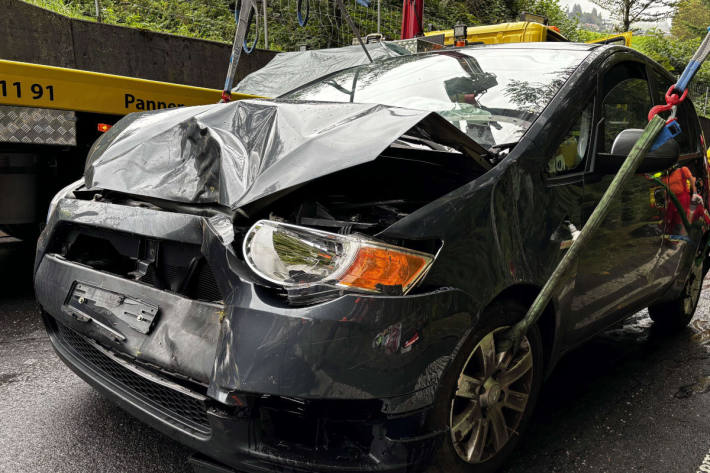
[488,283,559,376]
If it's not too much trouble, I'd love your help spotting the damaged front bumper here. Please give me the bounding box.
[35,197,477,472]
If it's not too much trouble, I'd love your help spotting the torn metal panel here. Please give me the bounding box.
[206,284,476,400]
[84,100,489,210]
[200,215,478,402]
[36,195,478,403]
[36,254,222,383]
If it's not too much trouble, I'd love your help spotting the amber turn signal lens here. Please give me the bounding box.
[338,246,431,292]
[243,220,434,295]
[97,123,112,132]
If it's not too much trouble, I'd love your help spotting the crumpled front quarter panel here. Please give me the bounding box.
[380,153,573,314]
[199,220,477,408]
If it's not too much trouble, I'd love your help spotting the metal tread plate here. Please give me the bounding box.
[0,105,76,145]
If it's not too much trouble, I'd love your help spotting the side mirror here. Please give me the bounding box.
[597,128,680,174]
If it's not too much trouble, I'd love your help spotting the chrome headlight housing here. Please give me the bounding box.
[243,220,434,295]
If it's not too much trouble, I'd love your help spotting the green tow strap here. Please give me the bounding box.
[499,115,667,352]
[220,0,257,102]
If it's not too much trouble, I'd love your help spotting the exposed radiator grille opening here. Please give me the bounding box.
[188,263,223,302]
[53,224,225,303]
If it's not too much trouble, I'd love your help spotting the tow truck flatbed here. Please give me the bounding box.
[0,59,256,115]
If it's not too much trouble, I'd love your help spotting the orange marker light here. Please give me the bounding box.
[338,246,430,292]
[243,220,435,296]
[97,123,112,133]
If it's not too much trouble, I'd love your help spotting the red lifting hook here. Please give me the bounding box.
[648,84,688,122]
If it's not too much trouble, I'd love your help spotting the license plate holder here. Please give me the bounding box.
[64,282,159,335]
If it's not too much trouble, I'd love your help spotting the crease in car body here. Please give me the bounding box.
[34,43,710,473]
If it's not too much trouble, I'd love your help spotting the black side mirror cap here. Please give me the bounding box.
[597,128,680,174]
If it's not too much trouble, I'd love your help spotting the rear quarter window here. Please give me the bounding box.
[650,68,700,155]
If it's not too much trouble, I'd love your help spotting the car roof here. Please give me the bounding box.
[413,42,612,65]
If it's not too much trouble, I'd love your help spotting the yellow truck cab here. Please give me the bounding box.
[426,20,632,47]
[427,21,567,46]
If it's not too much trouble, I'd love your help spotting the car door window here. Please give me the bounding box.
[547,102,593,176]
[674,102,701,154]
[601,72,652,152]
[650,68,673,106]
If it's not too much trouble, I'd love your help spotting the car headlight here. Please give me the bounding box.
[243,220,434,295]
[47,178,84,223]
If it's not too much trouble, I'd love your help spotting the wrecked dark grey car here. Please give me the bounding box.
[35,43,708,473]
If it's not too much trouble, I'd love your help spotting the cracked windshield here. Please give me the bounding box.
[283,48,587,149]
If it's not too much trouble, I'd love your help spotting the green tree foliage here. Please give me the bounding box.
[27,0,575,49]
[631,0,710,82]
[516,0,581,40]
[630,1,710,115]
[591,0,678,32]
[671,0,710,40]
[26,0,237,41]
[633,29,710,83]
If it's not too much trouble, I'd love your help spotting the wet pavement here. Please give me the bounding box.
[0,235,708,473]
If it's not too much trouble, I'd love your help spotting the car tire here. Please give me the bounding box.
[422,299,544,473]
[648,258,703,330]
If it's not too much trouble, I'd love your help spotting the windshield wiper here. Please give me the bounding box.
[488,141,518,164]
[324,80,352,96]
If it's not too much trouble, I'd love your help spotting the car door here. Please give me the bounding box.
[648,66,709,288]
[540,95,595,322]
[570,59,666,340]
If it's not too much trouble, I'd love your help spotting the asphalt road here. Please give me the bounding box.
[1,235,708,473]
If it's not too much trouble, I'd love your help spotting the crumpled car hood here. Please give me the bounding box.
[85,99,488,209]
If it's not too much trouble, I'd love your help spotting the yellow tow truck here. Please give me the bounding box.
[0,59,255,240]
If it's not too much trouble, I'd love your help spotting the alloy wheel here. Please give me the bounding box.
[449,327,534,464]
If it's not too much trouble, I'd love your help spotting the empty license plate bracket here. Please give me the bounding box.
[63,282,159,335]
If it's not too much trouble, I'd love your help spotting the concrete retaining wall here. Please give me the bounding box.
[1,0,276,89]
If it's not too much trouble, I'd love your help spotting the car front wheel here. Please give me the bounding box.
[424,299,544,473]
